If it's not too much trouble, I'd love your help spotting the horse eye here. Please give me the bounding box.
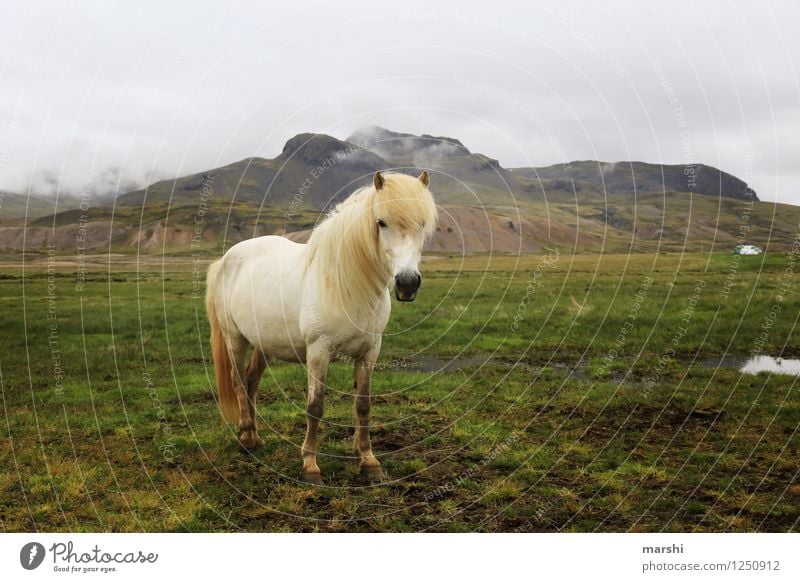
[377,219,387,228]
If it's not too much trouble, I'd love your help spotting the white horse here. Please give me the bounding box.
[205,171,437,484]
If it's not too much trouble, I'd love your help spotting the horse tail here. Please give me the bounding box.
[206,260,238,423]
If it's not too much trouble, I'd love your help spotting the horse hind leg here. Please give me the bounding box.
[227,336,261,450]
[243,350,268,447]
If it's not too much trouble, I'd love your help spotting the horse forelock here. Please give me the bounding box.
[371,174,438,237]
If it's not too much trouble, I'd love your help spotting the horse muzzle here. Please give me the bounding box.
[394,271,422,302]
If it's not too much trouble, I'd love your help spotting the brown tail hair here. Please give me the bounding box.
[206,260,238,423]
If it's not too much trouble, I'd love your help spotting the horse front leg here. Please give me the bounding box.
[354,345,385,482]
[300,342,329,485]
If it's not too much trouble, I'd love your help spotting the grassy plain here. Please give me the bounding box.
[0,251,798,531]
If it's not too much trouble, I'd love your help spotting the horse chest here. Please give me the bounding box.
[312,312,386,357]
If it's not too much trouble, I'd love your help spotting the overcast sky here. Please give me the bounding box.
[1,0,798,204]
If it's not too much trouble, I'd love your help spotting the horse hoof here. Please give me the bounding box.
[361,465,386,484]
[238,430,263,451]
[300,472,325,486]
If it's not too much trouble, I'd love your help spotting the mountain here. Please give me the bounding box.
[109,126,760,212]
[348,126,472,163]
[512,160,757,201]
[2,126,795,256]
[349,127,759,204]
[115,133,386,211]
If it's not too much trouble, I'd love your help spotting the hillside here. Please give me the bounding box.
[2,126,795,256]
[0,191,82,221]
[512,160,757,201]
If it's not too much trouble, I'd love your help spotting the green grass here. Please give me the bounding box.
[1,252,798,532]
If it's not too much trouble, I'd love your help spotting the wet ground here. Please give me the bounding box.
[404,354,800,377]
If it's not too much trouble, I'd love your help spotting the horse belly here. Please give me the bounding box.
[249,301,307,362]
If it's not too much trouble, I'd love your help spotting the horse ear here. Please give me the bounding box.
[418,170,430,186]
[373,171,385,191]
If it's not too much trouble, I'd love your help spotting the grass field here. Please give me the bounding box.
[1,251,799,532]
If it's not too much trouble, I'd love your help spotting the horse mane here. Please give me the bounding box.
[305,172,437,318]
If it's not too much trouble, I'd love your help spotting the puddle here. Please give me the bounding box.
[701,355,800,376]
[700,356,745,369]
[740,356,800,376]
[404,355,491,373]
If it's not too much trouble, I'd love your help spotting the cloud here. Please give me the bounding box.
[0,0,798,204]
